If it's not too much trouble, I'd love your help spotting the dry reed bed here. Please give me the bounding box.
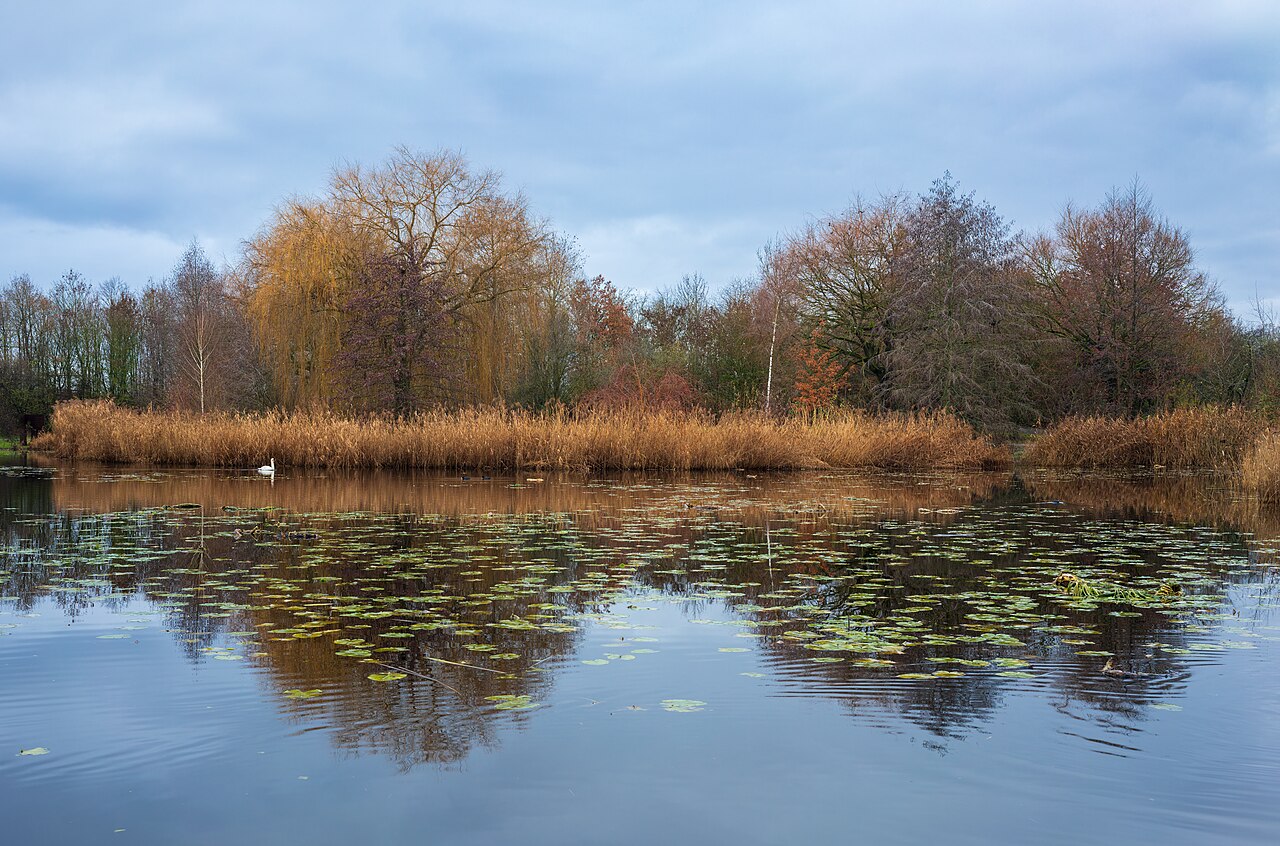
[35,400,1009,472]
[1024,408,1266,471]
[1242,433,1280,504]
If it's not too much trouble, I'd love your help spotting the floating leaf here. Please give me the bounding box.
[283,688,322,699]
[485,694,540,711]
[367,672,407,682]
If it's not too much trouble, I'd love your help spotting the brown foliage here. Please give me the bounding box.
[793,327,843,413]
[580,366,700,412]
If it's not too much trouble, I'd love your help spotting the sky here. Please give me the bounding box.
[1,1,1277,314]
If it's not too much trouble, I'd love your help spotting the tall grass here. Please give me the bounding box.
[1023,407,1263,470]
[34,400,1009,472]
[1242,432,1280,504]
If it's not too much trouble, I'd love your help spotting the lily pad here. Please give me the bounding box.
[485,694,540,711]
[283,688,322,699]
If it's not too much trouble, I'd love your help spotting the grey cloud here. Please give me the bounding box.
[0,1,1276,310]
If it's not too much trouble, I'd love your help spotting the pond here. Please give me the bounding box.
[2,459,1279,845]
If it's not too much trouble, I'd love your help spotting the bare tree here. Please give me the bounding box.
[171,241,231,413]
[137,281,177,407]
[785,196,908,406]
[887,175,1037,429]
[1029,181,1218,415]
[0,274,56,426]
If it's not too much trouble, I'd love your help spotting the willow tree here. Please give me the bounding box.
[244,201,367,409]
[506,234,581,408]
[330,147,550,411]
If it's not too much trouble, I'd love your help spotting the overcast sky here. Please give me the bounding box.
[2,1,1277,313]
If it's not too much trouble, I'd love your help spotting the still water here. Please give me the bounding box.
[2,460,1278,845]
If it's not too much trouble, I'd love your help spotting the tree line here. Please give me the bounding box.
[3,147,1278,434]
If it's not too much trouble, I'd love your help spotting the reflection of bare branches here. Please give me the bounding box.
[4,464,1277,765]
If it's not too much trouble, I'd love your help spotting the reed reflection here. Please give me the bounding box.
[0,463,1276,768]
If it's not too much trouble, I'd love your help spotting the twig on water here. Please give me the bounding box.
[372,661,463,696]
[417,654,509,675]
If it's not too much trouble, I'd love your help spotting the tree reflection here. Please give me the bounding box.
[1,464,1277,767]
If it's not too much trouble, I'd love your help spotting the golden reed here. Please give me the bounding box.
[1242,432,1280,504]
[1024,407,1265,471]
[34,400,1009,472]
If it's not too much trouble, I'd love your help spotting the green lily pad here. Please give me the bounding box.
[283,688,322,699]
[485,694,540,711]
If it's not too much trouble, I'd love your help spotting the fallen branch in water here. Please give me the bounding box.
[370,661,463,695]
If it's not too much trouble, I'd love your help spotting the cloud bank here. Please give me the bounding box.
[1,1,1276,311]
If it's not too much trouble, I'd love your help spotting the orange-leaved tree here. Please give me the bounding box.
[792,327,843,415]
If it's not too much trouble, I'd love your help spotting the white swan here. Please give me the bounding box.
[257,458,276,476]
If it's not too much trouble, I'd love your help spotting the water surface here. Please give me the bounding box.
[2,460,1278,845]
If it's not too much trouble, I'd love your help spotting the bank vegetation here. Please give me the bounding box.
[34,400,1008,472]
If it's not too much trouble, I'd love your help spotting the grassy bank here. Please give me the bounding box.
[1023,408,1264,470]
[34,400,1009,472]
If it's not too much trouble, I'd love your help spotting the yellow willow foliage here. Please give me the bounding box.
[459,230,568,405]
[245,202,368,408]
